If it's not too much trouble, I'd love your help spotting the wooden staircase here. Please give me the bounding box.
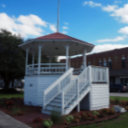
[42,67,91,115]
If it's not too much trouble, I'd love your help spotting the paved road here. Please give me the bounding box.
[110,93,128,97]
[0,111,31,128]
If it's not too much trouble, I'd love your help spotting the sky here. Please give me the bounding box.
[0,0,128,54]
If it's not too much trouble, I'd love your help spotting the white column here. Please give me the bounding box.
[65,45,69,71]
[32,53,35,74]
[38,45,42,75]
[76,79,80,112]
[25,48,29,75]
[61,91,64,115]
[32,53,35,67]
[83,50,87,69]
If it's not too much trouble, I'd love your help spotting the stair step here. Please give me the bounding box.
[49,102,62,107]
[54,98,61,103]
[42,110,51,115]
[45,106,61,112]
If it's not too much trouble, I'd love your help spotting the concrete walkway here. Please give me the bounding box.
[110,93,128,97]
[0,111,31,128]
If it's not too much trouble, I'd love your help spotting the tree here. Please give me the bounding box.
[0,29,25,90]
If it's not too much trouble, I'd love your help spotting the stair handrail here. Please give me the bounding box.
[61,67,89,114]
[43,68,73,108]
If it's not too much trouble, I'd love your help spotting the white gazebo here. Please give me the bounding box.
[20,32,109,115]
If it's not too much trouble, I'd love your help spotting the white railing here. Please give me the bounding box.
[43,65,109,115]
[26,63,66,75]
[43,68,73,108]
[90,65,109,83]
[61,67,89,114]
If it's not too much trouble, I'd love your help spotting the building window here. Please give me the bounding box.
[122,56,126,68]
[108,58,112,69]
[103,59,107,67]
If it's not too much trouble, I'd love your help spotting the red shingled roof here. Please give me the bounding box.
[36,32,94,46]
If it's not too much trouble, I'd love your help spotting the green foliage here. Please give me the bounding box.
[0,29,25,89]
[92,111,100,116]
[50,111,63,124]
[65,115,74,124]
[43,119,53,128]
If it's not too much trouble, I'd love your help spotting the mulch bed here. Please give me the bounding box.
[0,98,122,128]
[66,113,120,128]
[0,98,49,128]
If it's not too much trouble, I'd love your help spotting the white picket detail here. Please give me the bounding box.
[91,66,108,83]
[26,63,66,75]
[43,68,73,109]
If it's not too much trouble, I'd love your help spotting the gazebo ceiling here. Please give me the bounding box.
[19,32,94,56]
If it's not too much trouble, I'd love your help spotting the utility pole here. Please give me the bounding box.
[57,0,60,32]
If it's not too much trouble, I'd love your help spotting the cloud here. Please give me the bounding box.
[96,36,126,43]
[62,31,67,34]
[84,1,128,24]
[114,1,122,4]
[0,13,64,38]
[110,4,128,24]
[49,24,57,32]
[62,26,68,30]
[102,5,118,12]
[84,1,128,42]
[83,1,101,7]
[118,26,128,35]
[90,44,128,54]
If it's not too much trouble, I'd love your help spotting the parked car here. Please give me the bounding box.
[110,84,128,92]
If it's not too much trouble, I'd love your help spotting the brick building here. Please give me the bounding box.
[69,47,128,90]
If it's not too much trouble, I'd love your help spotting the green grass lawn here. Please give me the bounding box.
[110,96,128,101]
[73,112,128,128]
[0,93,23,99]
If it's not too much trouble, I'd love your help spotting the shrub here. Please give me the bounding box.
[65,115,74,124]
[99,108,115,116]
[120,101,128,106]
[81,112,88,121]
[98,109,107,118]
[50,111,63,124]
[43,119,53,128]
[107,108,115,115]
[73,112,82,123]
[86,112,96,121]
[92,111,100,116]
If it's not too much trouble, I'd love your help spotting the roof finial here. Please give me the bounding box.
[57,0,60,32]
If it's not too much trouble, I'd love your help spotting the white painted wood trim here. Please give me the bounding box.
[25,48,29,75]
[38,45,42,75]
[83,50,87,68]
[65,45,69,71]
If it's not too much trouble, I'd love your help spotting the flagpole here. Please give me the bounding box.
[57,0,60,32]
